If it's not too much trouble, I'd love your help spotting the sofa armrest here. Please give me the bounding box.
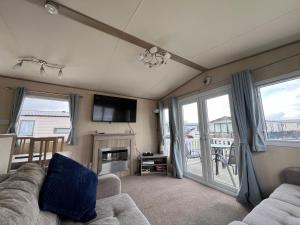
[281,167,300,186]
[96,174,121,199]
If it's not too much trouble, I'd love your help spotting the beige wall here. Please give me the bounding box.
[164,42,300,195]
[0,76,158,172]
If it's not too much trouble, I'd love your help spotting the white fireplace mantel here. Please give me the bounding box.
[92,133,136,176]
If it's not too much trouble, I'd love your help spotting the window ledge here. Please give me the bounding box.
[266,140,300,148]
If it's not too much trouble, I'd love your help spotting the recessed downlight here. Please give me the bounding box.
[44,1,59,15]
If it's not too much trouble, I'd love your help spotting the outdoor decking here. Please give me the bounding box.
[186,158,239,188]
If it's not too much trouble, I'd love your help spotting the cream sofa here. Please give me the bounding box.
[229,167,300,225]
[0,163,150,225]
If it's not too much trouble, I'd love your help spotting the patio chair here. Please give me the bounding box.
[227,143,237,175]
[184,143,201,168]
[212,144,237,188]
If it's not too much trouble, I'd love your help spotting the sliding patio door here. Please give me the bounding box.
[179,87,239,194]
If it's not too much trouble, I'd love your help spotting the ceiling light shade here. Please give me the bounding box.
[13,60,23,69]
[149,46,158,54]
[164,52,171,59]
[139,46,171,68]
[40,64,45,75]
[44,1,59,15]
[58,68,63,79]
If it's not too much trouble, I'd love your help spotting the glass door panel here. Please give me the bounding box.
[181,102,203,178]
[205,94,239,189]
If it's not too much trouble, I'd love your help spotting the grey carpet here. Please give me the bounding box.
[121,175,250,225]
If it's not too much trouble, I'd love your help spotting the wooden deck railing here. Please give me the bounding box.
[12,136,65,170]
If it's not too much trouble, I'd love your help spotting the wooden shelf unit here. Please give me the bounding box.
[140,154,168,176]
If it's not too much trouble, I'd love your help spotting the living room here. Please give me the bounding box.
[0,1,300,225]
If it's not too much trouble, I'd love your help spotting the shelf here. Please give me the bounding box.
[141,164,168,166]
[141,171,167,175]
[140,154,168,176]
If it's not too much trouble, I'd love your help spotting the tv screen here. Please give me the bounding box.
[92,95,137,122]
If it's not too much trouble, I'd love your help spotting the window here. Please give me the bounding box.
[53,128,70,134]
[258,76,300,144]
[18,120,35,136]
[163,108,170,155]
[215,123,221,132]
[17,95,70,138]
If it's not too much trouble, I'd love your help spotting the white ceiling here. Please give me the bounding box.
[0,0,300,99]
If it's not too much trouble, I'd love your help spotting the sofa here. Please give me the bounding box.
[0,163,151,225]
[229,167,300,225]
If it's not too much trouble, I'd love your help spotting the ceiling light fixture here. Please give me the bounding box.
[44,0,59,15]
[139,46,171,68]
[13,57,65,79]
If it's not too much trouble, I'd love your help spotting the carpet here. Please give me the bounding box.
[121,175,250,225]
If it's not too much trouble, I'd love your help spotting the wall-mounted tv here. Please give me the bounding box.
[92,94,137,122]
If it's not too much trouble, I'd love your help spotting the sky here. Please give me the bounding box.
[182,94,231,123]
[260,77,300,120]
[22,96,69,112]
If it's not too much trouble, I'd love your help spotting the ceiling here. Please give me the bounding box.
[0,0,300,99]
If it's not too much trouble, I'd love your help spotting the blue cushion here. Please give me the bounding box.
[39,153,98,222]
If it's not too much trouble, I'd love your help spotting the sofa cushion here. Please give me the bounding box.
[0,163,59,225]
[61,193,150,225]
[270,183,300,207]
[39,153,98,222]
[243,198,300,225]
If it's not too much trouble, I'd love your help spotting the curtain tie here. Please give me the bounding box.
[239,138,248,144]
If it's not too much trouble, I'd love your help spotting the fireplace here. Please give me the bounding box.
[98,147,129,175]
[92,133,135,176]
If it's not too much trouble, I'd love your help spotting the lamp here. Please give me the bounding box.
[13,57,64,79]
[44,1,59,15]
[40,63,45,75]
[139,46,171,68]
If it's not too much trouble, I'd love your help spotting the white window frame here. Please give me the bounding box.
[17,93,71,139]
[256,69,300,148]
[18,120,35,136]
[162,107,170,155]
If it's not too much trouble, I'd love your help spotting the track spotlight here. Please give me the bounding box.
[13,60,23,69]
[58,68,63,79]
[40,64,45,75]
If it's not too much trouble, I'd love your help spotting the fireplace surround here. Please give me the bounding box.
[92,133,136,176]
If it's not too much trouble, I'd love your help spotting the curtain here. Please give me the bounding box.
[7,87,26,134]
[158,101,165,154]
[67,94,80,145]
[231,69,266,206]
[169,97,183,178]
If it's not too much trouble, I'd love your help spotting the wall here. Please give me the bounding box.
[164,41,300,195]
[0,76,158,173]
[18,115,71,139]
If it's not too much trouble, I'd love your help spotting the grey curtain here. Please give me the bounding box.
[158,101,165,154]
[67,94,80,145]
[7,87,26,133]
[231,69,266,206]
[169,97,183,178]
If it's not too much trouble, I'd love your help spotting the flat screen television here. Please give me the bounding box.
[92,94,137,122]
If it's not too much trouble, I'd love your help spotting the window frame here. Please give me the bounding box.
[256,70,300,148]
[18,120,35,136]
[162,107,170,155]
[17,93,71,139]
[53,128,70,134]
